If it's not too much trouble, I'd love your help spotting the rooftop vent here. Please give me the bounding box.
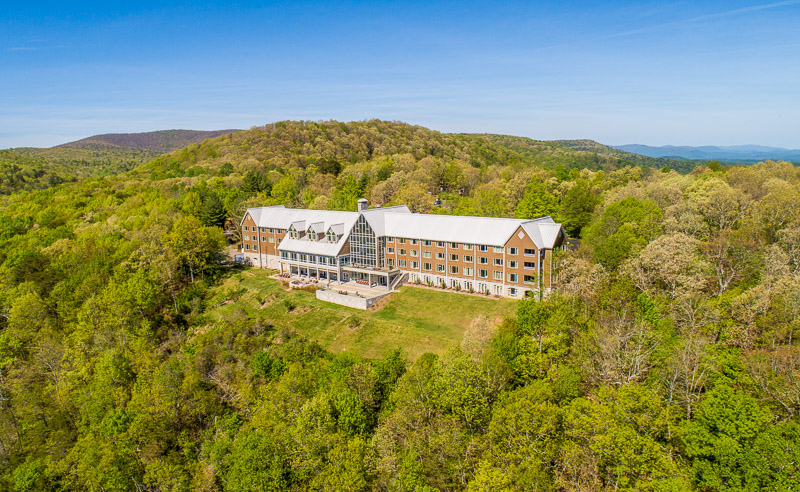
[357,198,368,212]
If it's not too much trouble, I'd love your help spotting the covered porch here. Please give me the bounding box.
[342,265,402,290]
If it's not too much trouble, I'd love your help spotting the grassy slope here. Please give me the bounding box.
[201,268,516,360]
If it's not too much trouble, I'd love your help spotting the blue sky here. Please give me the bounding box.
[2,1,799,148]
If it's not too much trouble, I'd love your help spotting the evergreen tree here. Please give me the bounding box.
[242,170,271,194]
[199,192,227,228]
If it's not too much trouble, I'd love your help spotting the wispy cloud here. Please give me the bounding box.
[606,0,800,39]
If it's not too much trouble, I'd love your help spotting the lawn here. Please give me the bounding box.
[200,267,518,360]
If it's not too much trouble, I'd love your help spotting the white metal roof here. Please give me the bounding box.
[383,213,559,247]
[278,237,346,256]
[243,204,564,253]
[361,205,411,236]
[307,221,325,234]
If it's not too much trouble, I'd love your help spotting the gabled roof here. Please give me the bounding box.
[239,205,284,226]
[243,204,566,254]
[328,223,345,236]
[307,222,325,234]
[384,213,520,247]
[383,212,563,248]
[361,205,411,235]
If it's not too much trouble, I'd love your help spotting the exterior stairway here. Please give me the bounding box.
[389,272,408,291]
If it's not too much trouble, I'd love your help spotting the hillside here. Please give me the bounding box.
[60,128,242,154]
[1,129,242,194]
[1,118,799,489]
[551,138,702,172]
[138,120,666,235]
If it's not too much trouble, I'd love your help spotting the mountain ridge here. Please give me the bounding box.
[614,143,800,162]
[58,128,242,154]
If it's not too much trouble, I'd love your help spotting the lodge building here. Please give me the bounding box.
[240,198,566,298]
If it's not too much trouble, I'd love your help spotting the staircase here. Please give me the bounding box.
[389,272,408,291]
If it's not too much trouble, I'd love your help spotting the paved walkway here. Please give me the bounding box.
[272,273,391,298]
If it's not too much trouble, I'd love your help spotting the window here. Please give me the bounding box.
[509,287,518,296]
[268,228,274,233]
[478,245,488,252]
[493,246,503,253]
[478,269,488,278]
[524,262,536,269]
[410,239,418,245]
[494,285,503,294]
[349,215,380,267]
[507,273,518,282]
[524,275,536,284]
[423,262,432,271]
[386,237,394,242]
[244,235,250,241]
[269,237,275,243]
[494,271,503,280]
[450,265,459,274]
[423,251,432,258]
[399,249,407,256]
[450,254,459,261]
[525,248,536,256]
[410,250,419,257]
[464,267,473,276]
[437,252,445,260]
[437,264,445,272]
[387,258,395,266]
[507,247,518,255]
[245,244,250,250]
[508,260,518,268]
[399,259,407,267]
[261,236,267,242]
[423,240,431,246]
[243,226,249,231]
[399,238,406,244]
[463,255,473,263]
[411,261,419,269]
[450,242,459,249]
[387,247,394,254]
[463,244,473,251]
[494,258,503,266]
[479,257,488,264]
[436,241,445,247]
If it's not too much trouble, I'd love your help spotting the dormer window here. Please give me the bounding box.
[327,231,338,243]
[307,228,316,241]
[288,226,299,239]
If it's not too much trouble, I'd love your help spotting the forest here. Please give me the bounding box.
[0,120,798,490]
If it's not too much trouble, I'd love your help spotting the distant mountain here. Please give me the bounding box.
[59,129,242,154]
[2,129,242,194]
[614,144,800,163]
[550,139,699,172]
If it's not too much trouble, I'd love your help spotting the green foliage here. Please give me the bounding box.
[515,179,559,220]
[241,169,271,194]
[584,196,663,269]
[679,384,799,490]
[1,120,799,490]
[199,191,226,227]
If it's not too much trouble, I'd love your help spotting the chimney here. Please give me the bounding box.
[357,198,368,212]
